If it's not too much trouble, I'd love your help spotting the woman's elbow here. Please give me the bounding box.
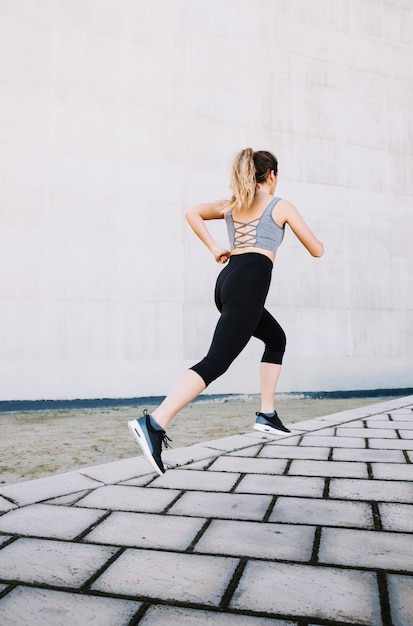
[185,207,196,223]
[311,241,324,257]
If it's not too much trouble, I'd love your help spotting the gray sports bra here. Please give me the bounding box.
[226,197,285,254]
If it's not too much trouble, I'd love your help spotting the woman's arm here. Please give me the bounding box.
[275,200,324,257]
[185,200,231,263]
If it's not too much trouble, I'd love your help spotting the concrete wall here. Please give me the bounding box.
[0,0,412,401]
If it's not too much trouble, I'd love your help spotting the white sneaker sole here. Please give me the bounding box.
[253,423,290,435]
[127,420,164,475]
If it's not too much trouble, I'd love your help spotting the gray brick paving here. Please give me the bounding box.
[258,444,330,460]
[149,468,240,491]
[330,477,413,503]
[227,443,262,457]
[0,535,11,547]
[0,395,412,625]
[388,574,413,626]
[0,586,141,626]
[79,456,156,484]
[167,490,272,520]
[288,458,368,478]
[0,503,106,540]
[0,497,16,512]
[372,462,413,481]
[367,420,413,429]
[399,429,413,439]
[140,605,295,624]
[336,427,399,438]
[84,511,205,550]
[319,527,413,571]
[332,447,406,462]
[265,434,302,445]
[0,538,118,586]
[194,519,315,561]
[301,434,366,447]
[91,549,238,606]
[0,471,102,506]
[270,496,374,529]
[379,503,413,532]
[74,484,180,512]
[231,561,382,625]
[368,438,412,450]
[235,473,325,497]
[208,455,287,474]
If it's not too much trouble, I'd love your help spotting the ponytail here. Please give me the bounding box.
[220,148,278,214]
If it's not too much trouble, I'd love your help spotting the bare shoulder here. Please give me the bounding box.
[272,198,297,226]
[273,198,324,257]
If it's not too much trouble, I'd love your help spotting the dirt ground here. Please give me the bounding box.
[0,396,395,485]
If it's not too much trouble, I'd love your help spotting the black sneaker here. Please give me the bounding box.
[253,411,291,434]
[127,411,171,475]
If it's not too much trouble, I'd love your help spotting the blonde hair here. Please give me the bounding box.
[220,148,278,214]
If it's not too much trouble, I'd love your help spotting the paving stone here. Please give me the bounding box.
[203,433,266,452]
[333,448,405,463]
[231,561,381,625]
[314,412,366,423]
[0,503,106,540]
[329,478,413,503]
[194,519,315,561]
[367,420,413,429]
[264,435,302,446]
[337,427,398,438]
[149,468,239,491]
[319,527,413,571]
[391,406,413,419]
[388,574,413,626]
[91,548,238,607]
[339,419,366,428]
[259,444,330,460]
[0,536,11,547]
[140,605,295,625]
[75,484,180,512]
[270,496,374,529]
[162,443,223,468]
[208,456,287,475]
[79,456,154,484]
[84,511,205,550]
[289,459,368,478]
[174,458,215,470]
[0,538,117,586]
[379,503,413,532]
[235,474,324,498]
[117,474,156,487]
[372,463,413,481]
[0,586,141,626]
[0,472,102,507]
[290,422,335,434]
[398,429,413,439]
[368,439,410,450]
[44,489,93,505]
[227,444,263,457]
[300,435,365,448]
[0,583,7,592]
[167,491,271,521]
[0,497,16,513]
[407,450,413,463]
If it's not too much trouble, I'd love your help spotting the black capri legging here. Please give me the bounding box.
[190,252,286,387]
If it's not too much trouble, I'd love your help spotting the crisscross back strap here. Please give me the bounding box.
[233,217,260,248]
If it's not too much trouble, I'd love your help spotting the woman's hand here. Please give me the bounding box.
[214,248,231,264]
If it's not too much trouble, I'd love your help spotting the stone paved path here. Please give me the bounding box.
[0,396,412,625]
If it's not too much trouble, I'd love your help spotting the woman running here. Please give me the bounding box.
[128,148,324,474]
